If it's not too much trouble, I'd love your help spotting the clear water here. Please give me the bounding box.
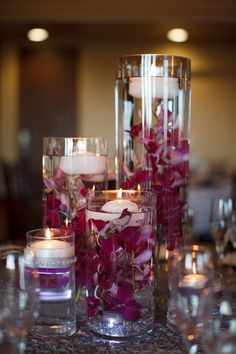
[30,266,76,337]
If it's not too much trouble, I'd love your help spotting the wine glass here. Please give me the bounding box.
[169,244,214,354]
[203,296,236,354]
[210,196,233,259]
[0,246,39,354]
[224,211,236,249]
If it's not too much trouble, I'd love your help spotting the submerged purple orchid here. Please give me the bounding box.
[86,209,155,322]
[43,170,87,289]
[121,108,189,250]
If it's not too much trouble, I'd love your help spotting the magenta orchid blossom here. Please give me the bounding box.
[121,109,189,250]
[43,170,87,289]
[86,209,155,322]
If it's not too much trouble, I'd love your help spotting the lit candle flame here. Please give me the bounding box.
[165,249,169,272]
[92,185,96,192]
[65,218,69,227]
[45,227,51,240]
[117,188,123,199]
[165,249,169,262]
[137,184,141,191]
[192,262,197,275]
[78,140,86,152]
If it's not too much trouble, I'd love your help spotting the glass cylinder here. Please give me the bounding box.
[85,189,156,337]
[167,244,214,330]
[115,55,191,250]
[0,246,39,353]
[42,137,108,298]
[26,228,76,337]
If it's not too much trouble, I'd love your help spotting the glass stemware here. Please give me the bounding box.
[0,246,39,354]
[203,297,236,354]
[210,196,233,259]
[169,245,214,354]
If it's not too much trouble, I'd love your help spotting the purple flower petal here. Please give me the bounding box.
[116,287,132,302]
[134,249,152,265]
[123,301,141,321]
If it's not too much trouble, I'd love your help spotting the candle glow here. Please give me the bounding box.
[192,262,197,275]
[45,227,51,239]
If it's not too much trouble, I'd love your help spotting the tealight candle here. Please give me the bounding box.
[179,273,207,289]
[129,77,179,99]
[60,152,107,175]
[30,239,74,259]
[27,228,74,260]
[178,261,208,289]
[86,189,143,226]
[101,197,139,213]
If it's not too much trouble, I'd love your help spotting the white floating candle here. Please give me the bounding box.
[28,229,74,259]
[101,188,138,213]
[129,77,179,99]
[179,262,207,289]
[60,152,106,175]
[101,199,139,213]
[86,189,143,226]
[179,274,207,289]
[29,239,74,259]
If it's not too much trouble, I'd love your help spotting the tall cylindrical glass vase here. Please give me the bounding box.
[115,55,191,250]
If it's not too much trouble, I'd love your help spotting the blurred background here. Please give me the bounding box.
[0,0,236,243]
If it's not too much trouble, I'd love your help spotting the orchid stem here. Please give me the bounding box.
[154,225,163,317]
[75,286,82,303]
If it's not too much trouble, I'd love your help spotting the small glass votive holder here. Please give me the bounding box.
[167,244,214,330]
[26,228,77,337]
[85,189,156,337]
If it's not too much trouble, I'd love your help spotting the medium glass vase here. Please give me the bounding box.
[115,54,191,250]
[42,137,108,309]
[85,189,156,337]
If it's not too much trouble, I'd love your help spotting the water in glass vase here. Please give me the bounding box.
[31,265,76,337]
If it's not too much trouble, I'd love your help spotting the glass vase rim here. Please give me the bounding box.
[117,54,191,80]
[118,53,191,62]
[174,244,213,254]
[43,136,108,141]
[26,228,75,240]
[87,189,157,196]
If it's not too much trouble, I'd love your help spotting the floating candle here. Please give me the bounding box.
[60,152,107,175]
[101,189,139,213]
[86,189,143,226]
[129,77,179,99]
[28,228,74,259]
[179,262,207,289]
[179,274,207,289]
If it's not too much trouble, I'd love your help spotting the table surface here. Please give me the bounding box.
[25,263,236,354]
[26,319,189,354]
[25,270,191,354]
